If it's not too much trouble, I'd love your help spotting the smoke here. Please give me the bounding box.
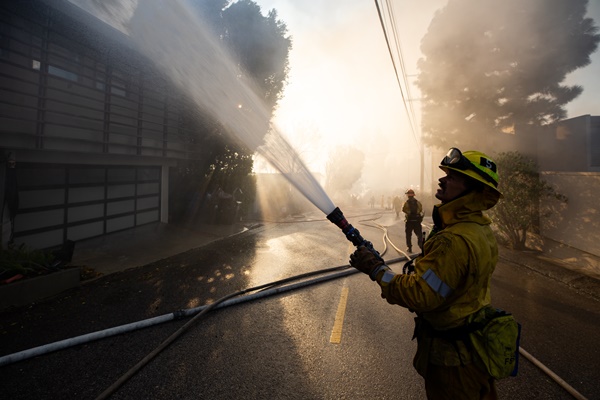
[256,0,449,202]
[69,0,336,215]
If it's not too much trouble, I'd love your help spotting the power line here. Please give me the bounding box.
[373,0,420,147]
[374,0,427,194]
[384,0,420,142]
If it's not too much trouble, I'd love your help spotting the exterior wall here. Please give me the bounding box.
[0,1,204,161]
[540,172,600,258]
[12,162,162,249]
[0,1,212,249]
[538,115,600,172]
[536,115,600,260]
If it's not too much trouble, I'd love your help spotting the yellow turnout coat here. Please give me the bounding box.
[374,188,501,375]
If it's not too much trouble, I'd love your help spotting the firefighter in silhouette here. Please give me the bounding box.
[402,189,423,253]
[349,148,504,399]
[393,195,402,218]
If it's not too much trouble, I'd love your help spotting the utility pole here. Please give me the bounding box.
[420,140,425,195]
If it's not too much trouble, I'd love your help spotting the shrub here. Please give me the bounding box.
[0,243,58,281]
[488,151,567,250]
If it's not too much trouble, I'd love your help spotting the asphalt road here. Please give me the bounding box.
[0,210,598,399]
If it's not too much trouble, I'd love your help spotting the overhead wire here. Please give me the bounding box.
[384,0,421,144]
[373,0,420,148]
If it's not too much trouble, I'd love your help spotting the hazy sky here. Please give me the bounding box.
[253,0,443,190]
[253,0,600,192]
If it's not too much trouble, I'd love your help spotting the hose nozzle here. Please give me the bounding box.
[326,207,382,260]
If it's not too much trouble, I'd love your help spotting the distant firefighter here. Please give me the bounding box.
[402,189,423,253]
[393,195,402,218]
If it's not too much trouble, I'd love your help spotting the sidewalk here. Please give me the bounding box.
[498,245,600,301]
[71,221,255,276]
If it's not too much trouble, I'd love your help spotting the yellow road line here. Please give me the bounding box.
[330,287,349,344]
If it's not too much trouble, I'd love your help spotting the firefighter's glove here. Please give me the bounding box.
[402,258,416,275]
[350,246,388,281]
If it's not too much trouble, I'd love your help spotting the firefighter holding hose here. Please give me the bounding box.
[349,148,504,399]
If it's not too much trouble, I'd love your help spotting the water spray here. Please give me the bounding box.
[73,0,382,260]
[326,207,383,260]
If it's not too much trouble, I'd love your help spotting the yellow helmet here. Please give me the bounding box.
[439,148,501,195]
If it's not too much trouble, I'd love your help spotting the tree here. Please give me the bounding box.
[207,143,255,196]
[417,0,600,150]
[325,146,365,202]
[221,1,291,109]
[190,0,291,110]
[487,151,567,250]
[171,0,291,222]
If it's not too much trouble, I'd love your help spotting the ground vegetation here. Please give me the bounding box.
[488,151,568,250]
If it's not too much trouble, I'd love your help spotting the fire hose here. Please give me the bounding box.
[0,209,588,400]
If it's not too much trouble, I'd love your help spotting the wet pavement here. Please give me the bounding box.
[2,207,597,311]
[69,209,600,301]
[1,209,598,399]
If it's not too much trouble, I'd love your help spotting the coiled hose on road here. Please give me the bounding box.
[0,212,589,400]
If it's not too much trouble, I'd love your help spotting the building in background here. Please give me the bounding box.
[425,114,600,261]
[538,114,600,259]
[0,0,214,249]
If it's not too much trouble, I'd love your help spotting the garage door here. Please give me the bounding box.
[12,164,161,249]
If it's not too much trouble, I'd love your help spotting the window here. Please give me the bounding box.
[95,74,105,91]
[91,61,107,92]
[110,70,128,97]
[0,34,7,59]
[48,64,78,81]
[32,60,78,82]
[0,20,9,59]
[34,43,80,82]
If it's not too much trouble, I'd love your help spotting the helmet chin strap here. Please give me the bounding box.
[445,191,468,204]
[440,184,478,204]
[457,182,484,201]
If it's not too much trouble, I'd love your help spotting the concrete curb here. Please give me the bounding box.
[499,249,600,301]
[0,268,81,310]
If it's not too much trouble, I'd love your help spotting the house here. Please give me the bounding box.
[537,114,600,259]
[0,0,215,250]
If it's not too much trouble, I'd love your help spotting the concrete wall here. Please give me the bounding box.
[540,171,600,258]
[538,115,600,172]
